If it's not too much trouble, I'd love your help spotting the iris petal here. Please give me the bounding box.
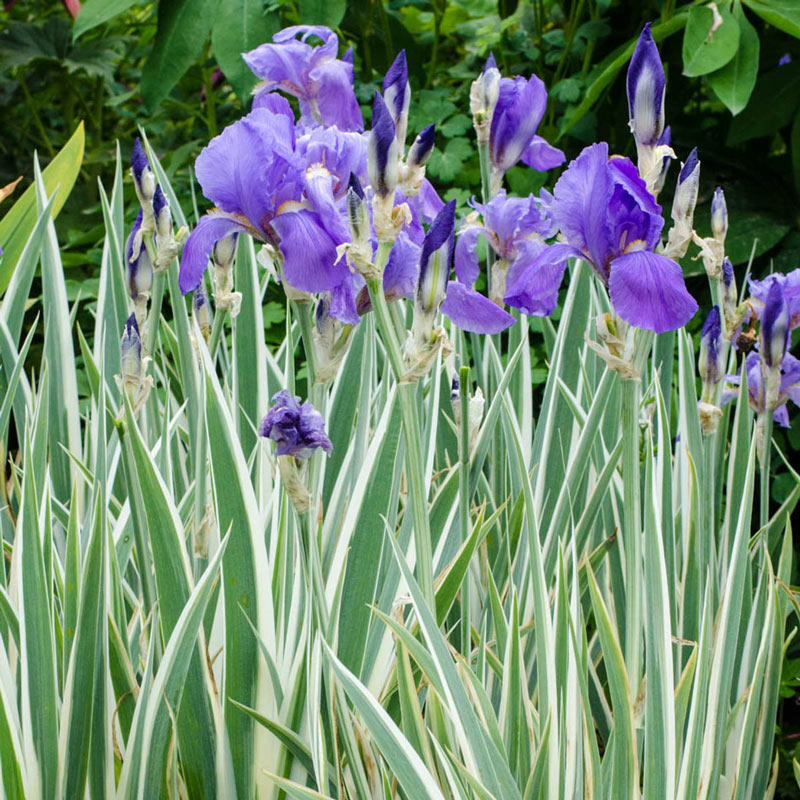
[608,250,698,333]
[440,281,516,334]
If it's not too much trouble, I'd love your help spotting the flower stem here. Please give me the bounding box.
[293,300,317,389]
[621,375,642,693]
[207,309,227,360]
[366,249,435,611]
[477,141,492,206]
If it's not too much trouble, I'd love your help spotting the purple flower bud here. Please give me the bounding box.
[120,313,142,380]
[259,390,333,459]
[131,137,156,207]
[450,375,460,405]
[760,281,789,368]
[126,210,153,301]
[315,292,335,342]
[711,187,727,244]
[368,92,399,198]
[484,52,497,72]
[671,147,700,227]
[417,199,456,313]
[212,233,238,271]
[489,74,547,173]
[153,184,172,238]
[470,55,501,135]
[779,54,791,66]
[699,305,723,387]
[722,257,734,291]
[408,124,435,169]
[193,280,212,337]
[653,125,672,195]
[627,23,666,146]
[383,50,410,149]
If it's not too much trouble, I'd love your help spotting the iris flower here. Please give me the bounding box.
[244,26,362,132]
[259,390,333,458]
[548,142,697,333]
[749,269,800,330]
[723,351,800,427]
[488,59,565,191]
[179,104,364,300]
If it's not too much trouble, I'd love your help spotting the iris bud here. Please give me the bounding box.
[699,306,723,391]
[470,54,501,145]
[664,148,700,259]
[408,125,436,170]
[760,281,789,370]
[711,187,728,246]
[193,281,212,342]
[627,24,666,147]
[383,50,411,151]
[368,92,399,199]
[416,200,456,315]
[126,210,153,329]
[131,138,156,230]
[120,313,142,385]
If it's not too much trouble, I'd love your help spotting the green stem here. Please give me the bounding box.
[477,141,493,206]
[366,245,435,610]
[203,63,218,138]
[207,310,227,361]
[458,365,471,656]
[19,69,55,158]
[621,375,642,693]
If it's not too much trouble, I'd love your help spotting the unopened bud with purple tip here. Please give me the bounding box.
[126,210,153,328]
[152,184,181,271]
[368,92,399,199]
[346,173,369,243]
[404,201,457,381]
[211,233,241,316]
[470,53,501,145]
[131,138,156,229]
[383,50,411,151]
[627,23,665,147]
[760,281,789,370]
[711,187,727,246]
[699,306,723,392]
[118,313,152,414]
[721,257,737,334]
[193,280,212,342]
[698,305,724,433]
[408,125,435,169]
[417,199,456,315]
[652,126,672,197]
[760,280,789,412]
[664,148,700,259]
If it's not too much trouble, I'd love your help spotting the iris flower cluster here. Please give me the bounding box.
[147,22,793,478]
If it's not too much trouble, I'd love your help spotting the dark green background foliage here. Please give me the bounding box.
[2,0,800,788]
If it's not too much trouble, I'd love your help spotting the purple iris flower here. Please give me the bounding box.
[259,390,333,459]
[723,351,800,427]
[549,142,698,333]
[179,107,363,299]
[408,124,435,169]
[243,26,363,131]
[369,92,399,198]
[453,190,567,317]
[748,269,800,330]
[489,73,565,187]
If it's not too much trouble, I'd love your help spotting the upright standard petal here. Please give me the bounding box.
[552,142,615,277]
[489,75,548,173]
[440,281,515,334]
[417,199,456,313]
[626,23,666,146]
[608,249,698,333]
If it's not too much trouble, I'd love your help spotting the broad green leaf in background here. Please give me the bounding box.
[558,14,688,138]
[682,4,740,77]
[298,0,346,30]
[141,0,216,111]
[743,0,800,38]
[212,0,279,101]
[727,61,800,144]
[73,0,146,39]
[0,123,84,293]
[708,5,759,115]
